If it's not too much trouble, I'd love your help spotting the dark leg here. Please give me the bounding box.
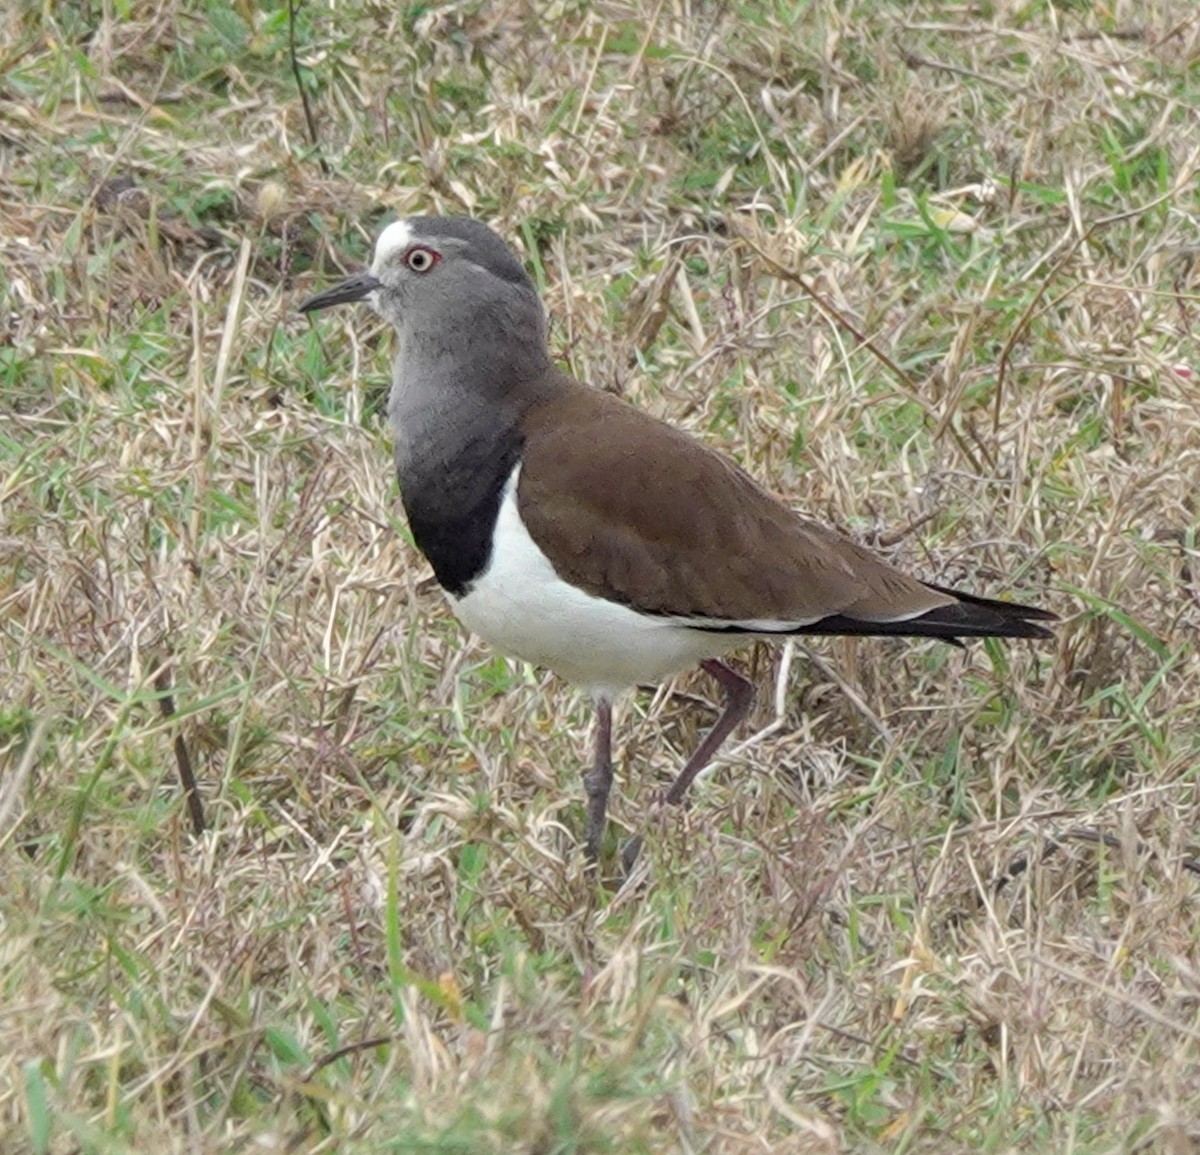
[622,659,755,873]
[582,696,614,863]
[664,659,755,804]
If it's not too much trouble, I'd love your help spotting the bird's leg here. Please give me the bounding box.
[665,659,755,804]
[582,696,614,863]
[621,659,755,873]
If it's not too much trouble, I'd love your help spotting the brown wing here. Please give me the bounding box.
[516,378,955,626]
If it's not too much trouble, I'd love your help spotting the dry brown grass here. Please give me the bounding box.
[3,0,1200,1151]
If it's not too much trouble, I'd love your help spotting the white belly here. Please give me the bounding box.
[449,471,739,698]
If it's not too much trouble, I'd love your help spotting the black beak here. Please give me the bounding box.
[298,271,384,313]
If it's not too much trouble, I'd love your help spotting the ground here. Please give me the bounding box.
[2,1,1200,1151]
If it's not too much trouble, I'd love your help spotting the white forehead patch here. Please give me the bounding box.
[372,219,413,273]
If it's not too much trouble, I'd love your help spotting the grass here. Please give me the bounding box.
[3,0,1200,1150]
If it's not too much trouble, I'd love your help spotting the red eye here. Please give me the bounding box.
[404,245,440,273]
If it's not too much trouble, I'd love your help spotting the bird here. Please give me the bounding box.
[299,216,1056,870]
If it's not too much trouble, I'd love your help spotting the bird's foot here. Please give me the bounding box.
[619,833,643,877]
[619,791,691,877]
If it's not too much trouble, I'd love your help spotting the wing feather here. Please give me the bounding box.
[516,380,955,627]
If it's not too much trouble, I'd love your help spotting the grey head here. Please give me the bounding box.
[300,213,558,444]
[299,216,551,395]
[300,217,560,595]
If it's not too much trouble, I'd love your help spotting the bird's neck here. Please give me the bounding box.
[386,350,553,599]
